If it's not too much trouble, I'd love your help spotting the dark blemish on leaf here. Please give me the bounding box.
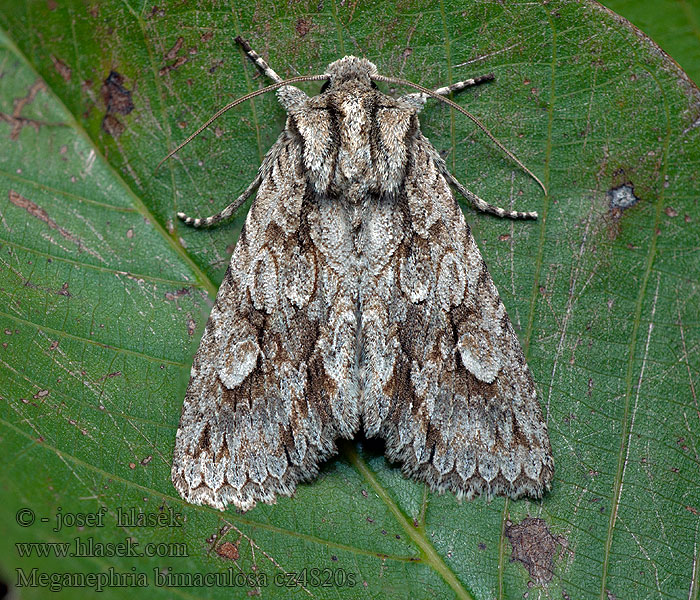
[49,340,59,350]
[101,71,134,115]
[608,183,638,211]
[164,36,184,61]
[478,542,486,550]
[1,79,50,140]
[361,489,368,497]
[201,30,214,43]
[686,505,699,516]
[47,0,57,9]
[100,71,134,137]
[606,590,617,600]
[215,541,239,560]
[165,288,190,301]
[33,390,49,399]
[129,462,136,469]
[97,371,122,382]
[51,55,72,82]
[187,318,196,336]
[141,455,153,466]
[331,555,338,561]
[8,190,81,248]
[88,5,99,18]
[209,59,224,73]
[58,282,70,297]
[160,37,187,75]
[160,56,187,76]
[664,206,678,217]
[102,113,124,136]
[506,517,566,584]
[498,233,510,241]
[296,17,313,37]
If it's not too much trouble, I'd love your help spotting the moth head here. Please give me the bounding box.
[321,56,379,92]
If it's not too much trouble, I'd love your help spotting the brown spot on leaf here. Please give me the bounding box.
[187,318,196,336]
[51,55,72,81]
[97,371,122,382]
[506,517,565,584]
[101,71,134,115]
[216,541,239,560]
[160,37,188,75]
[664,206,678,217]
[100,71,134,137]
[0,79,52,140]
[296,17,314,37]
[164,288,190,301]
[209,59,224,73]
[9,190,81,249]
[159,56,187,76]
[141,455,153,466]
[164,36,184,61]
[102,114,125,136]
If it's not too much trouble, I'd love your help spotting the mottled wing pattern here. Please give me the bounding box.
[361,133,553,499]
[171,132,360,511]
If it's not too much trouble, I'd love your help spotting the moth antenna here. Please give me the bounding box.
[373,74,547,196]
[155,74,327,173]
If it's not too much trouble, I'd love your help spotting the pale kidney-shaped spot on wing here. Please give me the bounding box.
[218,338,261,389]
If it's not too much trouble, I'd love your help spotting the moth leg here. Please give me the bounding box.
[401,73,494,105]
[235,36,308,111]
[177,172,262,228]
[443,168,538,220]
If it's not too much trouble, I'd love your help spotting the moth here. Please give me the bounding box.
[169,37,554,511]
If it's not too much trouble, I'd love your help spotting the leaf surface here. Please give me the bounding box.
[0,2,698,599]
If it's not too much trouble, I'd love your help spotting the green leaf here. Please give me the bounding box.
[600,0,700,86]
[1,1,698,599]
